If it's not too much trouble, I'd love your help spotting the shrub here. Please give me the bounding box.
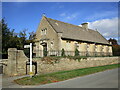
[61,48,65,56]
[75,48,79,56]
[43,49,47,57]
[24,48,30,58]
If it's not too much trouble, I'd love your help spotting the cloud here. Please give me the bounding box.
[87,17,118,39]
[85,11,118,21]
[60,13,66,17]
[59,12,79,22]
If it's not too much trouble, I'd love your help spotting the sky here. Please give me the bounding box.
[2,2,118,41]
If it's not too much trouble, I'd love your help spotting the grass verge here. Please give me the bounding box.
[14,64,120,85]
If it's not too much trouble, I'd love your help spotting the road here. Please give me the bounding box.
[25,68,119,88]
[1,68,119,88]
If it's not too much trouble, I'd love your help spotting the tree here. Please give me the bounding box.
[29,31,36,42]
[25,31,36,45]
[108,38,120,56]
[1,18,36,58]
[2,18,12,54]
[112,45,120,56]
[19,29,27,49]
[1,19,28,54]
[108,38,118,45]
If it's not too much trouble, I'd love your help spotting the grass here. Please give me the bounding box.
[14,64,120,85]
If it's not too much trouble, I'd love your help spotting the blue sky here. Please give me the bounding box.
[2,2,118,40]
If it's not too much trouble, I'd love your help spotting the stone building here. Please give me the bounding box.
[33,15,112,57]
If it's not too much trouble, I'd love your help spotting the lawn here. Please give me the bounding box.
[14,64,120,85]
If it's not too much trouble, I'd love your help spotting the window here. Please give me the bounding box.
[51,41,54,49]
[41,28,47,35]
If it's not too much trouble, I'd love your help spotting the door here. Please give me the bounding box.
[43,44,47,57]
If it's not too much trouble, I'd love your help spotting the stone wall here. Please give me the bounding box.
[1,48,119,76]
[33,57,119,74]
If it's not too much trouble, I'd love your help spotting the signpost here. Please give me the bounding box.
[24,45,30,48]
[24,43,33,77]
[29,43,33,77]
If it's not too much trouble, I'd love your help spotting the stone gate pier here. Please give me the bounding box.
[2,48,28,76]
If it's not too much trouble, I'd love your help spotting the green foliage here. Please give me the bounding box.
[14,64,119,85]
[2,19,19,54]
[1,18,36,56]
[24,48,30,58]
[61,48,65,56]
[75,48,79,56]
[43,49,48,57]
[112,45,120,56]
[28,31,36,43]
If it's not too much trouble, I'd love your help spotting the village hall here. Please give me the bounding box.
[33,15,112,57]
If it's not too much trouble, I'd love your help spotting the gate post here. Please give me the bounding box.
[7,48,18,76]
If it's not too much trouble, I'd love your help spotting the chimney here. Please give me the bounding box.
[81,23,88,30]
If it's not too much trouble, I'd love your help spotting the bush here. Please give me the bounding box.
[43,49,47,57]
[61,48,65,56]
[24,48,30,58]
[75,48,79,56]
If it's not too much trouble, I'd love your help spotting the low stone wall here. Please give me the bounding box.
[1,48,120,76]
[33,57,119,74]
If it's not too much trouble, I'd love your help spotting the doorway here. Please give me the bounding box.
[43,43,47,57]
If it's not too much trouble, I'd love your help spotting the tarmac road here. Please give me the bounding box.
[26,68,119,88]
[1,68,119,88]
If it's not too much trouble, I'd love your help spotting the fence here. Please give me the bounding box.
[113,51,120,56]
[34,50,113,57]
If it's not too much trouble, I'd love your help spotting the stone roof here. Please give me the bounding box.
[45,16,109,45]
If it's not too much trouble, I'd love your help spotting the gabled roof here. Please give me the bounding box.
[45,16,109,45]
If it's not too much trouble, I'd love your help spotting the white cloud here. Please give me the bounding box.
[60,13,66,17]
[60,12,79,22]
[85,11,118,21]
[87,17,118,39]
